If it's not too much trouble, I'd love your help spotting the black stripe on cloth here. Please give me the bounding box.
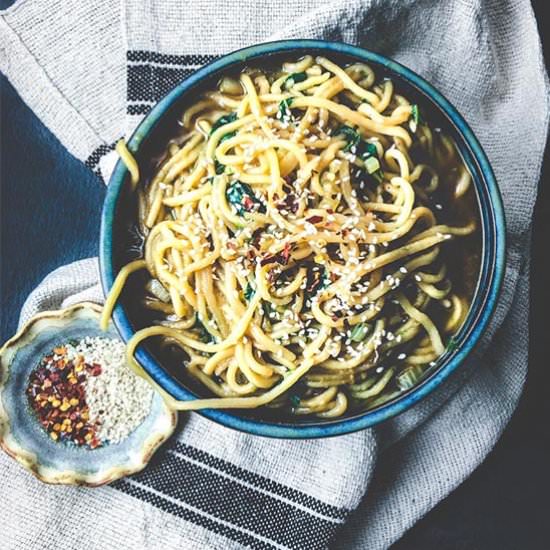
[116,450,341,550]
[126,51,220,109]
[174,441,348,520]
[113,479,277,550]
[84,142,117,171]
[84,141,117,183]
[127,50,217,67]
[127,103,153,116]
[127,65,204,103]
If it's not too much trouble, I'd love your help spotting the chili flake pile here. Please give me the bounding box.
[26,337,153,449]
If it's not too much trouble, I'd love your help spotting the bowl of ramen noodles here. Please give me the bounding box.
[100,40,505,438]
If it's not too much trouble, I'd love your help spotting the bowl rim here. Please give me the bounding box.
[100,39,506,439]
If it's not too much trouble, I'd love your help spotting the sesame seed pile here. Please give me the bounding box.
[27,337,153,448]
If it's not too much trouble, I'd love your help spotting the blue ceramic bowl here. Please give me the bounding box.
[100,40,506,438]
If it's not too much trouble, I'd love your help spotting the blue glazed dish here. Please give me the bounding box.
[0,303,177,484]
[100,40,506,439]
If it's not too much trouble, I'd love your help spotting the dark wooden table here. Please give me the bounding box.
[1,2,548,547]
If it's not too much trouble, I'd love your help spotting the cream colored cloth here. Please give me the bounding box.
[1,1,548,548]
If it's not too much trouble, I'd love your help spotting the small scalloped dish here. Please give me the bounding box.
[0,303,177,486]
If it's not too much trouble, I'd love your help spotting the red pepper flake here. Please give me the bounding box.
[306,265,327,294]
[307,271,323,293]
[260,242,293,267]
[280,242,292,264]
[87,363,102,377]
[242,195,255,211]
[306,215,323,224]
[26,346,103,449]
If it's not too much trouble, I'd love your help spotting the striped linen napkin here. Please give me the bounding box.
[1,1,548,548]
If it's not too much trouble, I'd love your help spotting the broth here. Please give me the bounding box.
[111,55,481,421]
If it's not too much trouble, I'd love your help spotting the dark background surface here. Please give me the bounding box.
[1,1,548,548]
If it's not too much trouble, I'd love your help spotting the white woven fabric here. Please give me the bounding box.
[1,0,548,548]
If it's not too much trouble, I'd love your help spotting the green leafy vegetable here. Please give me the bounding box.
[409,104,423,132]
[365,155,384,183]
[211,112,238,144]
[336,125,361,152]
[350,323,370,342]
[243,282,255,301]
[220,131,236,143]
[289,394,301,408]
[226,181,266,215]
[211,112,237,134]
[336,125,378,159]
[362,141,378,158]
[337,125,384,183]
[215,160,225,174]
[284,72,308,89]
[277,97,294,122]
[364,156,380,175]
[396,365,425,391]
[446,337,459,353]
[193,316,214,343]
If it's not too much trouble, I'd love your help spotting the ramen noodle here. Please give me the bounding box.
[102,55,479,418]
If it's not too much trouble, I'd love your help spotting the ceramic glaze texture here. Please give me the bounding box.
[100,40,506,438]
[0,303,177,485]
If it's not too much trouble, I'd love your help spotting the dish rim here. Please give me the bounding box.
[100,39,506,439]
[0,302,178,485]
